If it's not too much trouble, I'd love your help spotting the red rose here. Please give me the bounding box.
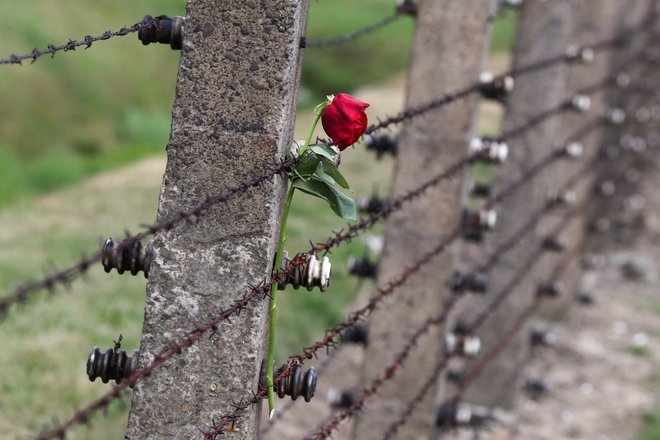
[321,93,370,150]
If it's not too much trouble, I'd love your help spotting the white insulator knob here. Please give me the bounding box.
[479,71,494,85]
[564,142,583,158]
[306,254,332,292]
[480,209,497,230]
[554,190,577,205]
[455,404,473,425]
[468,137,484,156]
[600,180,616,196]
[444,333,457,355]
[605,108,626,125]
[489,142,509,162]
[463,336,482,357]
[571,95,591,112]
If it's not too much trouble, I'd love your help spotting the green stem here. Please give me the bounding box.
[266,184,294,418]
[267,110,323,417]
[298,111,322,157]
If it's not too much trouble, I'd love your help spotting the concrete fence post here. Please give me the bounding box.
[353,1,495,438]
[126,1,309,438]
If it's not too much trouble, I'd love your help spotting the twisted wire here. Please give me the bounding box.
[384,157,603,438]
[0,17,155,65]
[202,112,606,439]
[364,21,650,136]
[303,12,405,48]
[0,159,296,316]
[3,25,648,310]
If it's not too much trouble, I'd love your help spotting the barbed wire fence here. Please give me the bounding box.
[0,0,658,439]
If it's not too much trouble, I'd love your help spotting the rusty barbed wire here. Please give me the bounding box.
[312,191,596,440]
[441,237,586,418]
[0,16,157,66]
[201,114,610,438]
[259,350,338,439]
[0,158,296,317]
[303,12,405,49]
[382,187,596,439]
[302,1,419,48]
[2,29,650,313]
[364,21,652,136]
[321,151,601,440]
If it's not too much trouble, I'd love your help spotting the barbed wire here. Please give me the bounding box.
[201,112,608,438]
[311,188,595,440]
[442,233,587,417]
[365,21,652,136]
[0,158,296,317]
[259,350,338,438]
[303,11,405,48]
[2,23,649,314]
[0,17,156,65]
[26,42,653,440]
[314,145,602,440]
[381,112,648,436]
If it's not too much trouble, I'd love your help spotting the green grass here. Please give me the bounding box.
[639,413,660,440]
[0,1,516,210]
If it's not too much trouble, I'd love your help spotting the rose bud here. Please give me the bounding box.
[321,93,370,150]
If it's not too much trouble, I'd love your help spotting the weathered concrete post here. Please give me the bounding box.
[353,1,494,438]
[452,0,577,411]
[126,1,308,439]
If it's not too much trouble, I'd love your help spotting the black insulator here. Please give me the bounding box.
[87,346,139,386]
[537,282,562,298]
[138,15,185,50]
[478,73,514,101]
[523,378,548,396]
[463,228,484,242]
[340,324,369,345]
[470,183,492,198]
[347,256,379,279]
[364,133,398,159]
[529,328,556,347]
[453,322,472,335]
[451,270,489,295]
[261,362,317,402]
[102,237,154,278]
[358,195,388,215]
[576,292,595,305]
[327,388,357,409]
[435,403,459,428]
[446,369,463,383]
[396,0,418,16]
[542,236,567,252]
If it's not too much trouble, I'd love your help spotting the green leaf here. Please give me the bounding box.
[317,157,351,190]
[294,154,321,179]
[310,144,338,161]
[292,176,357,220]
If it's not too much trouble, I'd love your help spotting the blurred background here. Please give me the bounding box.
[10,1,638,438]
